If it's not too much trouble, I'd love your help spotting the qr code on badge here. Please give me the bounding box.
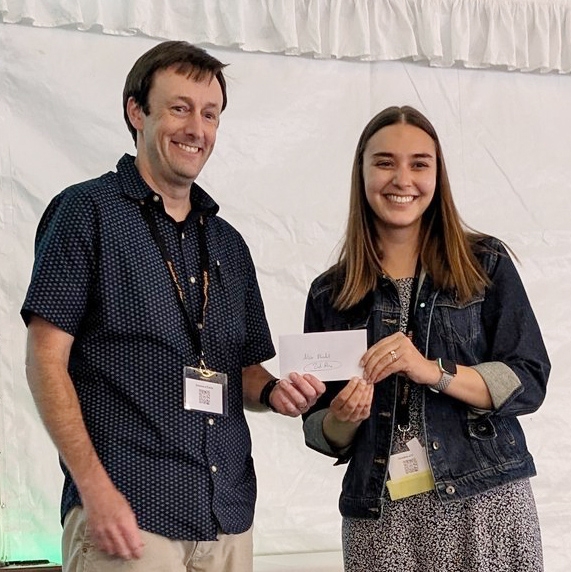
[403,458,419,474]
[199,388,211,406]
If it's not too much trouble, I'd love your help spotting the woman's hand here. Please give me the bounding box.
[360,332,440,386]
[329,377,374,422]
[323,377,374,449]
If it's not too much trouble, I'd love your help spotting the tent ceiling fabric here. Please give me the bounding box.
[1,0,571,73]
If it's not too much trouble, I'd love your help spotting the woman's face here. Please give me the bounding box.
[362,123,437,236]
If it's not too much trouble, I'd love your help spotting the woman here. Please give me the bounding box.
[299,106,550,571]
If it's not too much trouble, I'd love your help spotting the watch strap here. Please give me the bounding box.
[429,358,457,393]
[260,377,280,411]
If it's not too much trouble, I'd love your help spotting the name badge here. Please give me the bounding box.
[386,437,435,500]
[184,366,228,416]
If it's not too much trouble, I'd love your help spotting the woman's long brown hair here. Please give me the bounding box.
[333,106,490,310]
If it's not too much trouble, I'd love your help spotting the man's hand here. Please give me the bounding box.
[269,372,325,417]
[26,316,144,560]
[81,476,144,559]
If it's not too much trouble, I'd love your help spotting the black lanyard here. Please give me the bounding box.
[140,199,210,367]
[395,265,421,433]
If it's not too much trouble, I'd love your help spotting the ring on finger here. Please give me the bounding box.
[390,350,397,363]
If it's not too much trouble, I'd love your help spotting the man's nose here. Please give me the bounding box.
[183,111,204,138]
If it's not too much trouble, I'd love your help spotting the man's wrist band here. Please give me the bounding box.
[260,377,280,411]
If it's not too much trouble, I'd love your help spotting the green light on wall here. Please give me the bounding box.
[4,533,61,565]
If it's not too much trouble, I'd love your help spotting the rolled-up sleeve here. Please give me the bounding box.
[472,361,521,410]
[478,241,550,416]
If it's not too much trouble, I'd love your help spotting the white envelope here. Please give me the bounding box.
[279,330,367,382]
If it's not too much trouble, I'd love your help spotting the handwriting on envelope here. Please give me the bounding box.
[279,330,367,382]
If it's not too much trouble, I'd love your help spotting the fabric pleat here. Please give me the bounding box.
[1,0,569,72]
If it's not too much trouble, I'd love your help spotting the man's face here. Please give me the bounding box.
[128,66,223,193]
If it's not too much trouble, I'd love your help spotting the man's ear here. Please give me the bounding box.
[126,97,145,132]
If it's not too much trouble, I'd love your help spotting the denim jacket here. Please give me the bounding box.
[302,236,550,519]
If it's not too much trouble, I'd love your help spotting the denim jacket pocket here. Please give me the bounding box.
[467,416,521,469]
[432,292,486,361]
[468,418,497,440]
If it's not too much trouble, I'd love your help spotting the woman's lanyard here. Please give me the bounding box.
[395,262,421,434]
[140,199,210,369]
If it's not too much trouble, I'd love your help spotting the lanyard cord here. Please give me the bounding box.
[140,200,210,367]
[395,262,421,433]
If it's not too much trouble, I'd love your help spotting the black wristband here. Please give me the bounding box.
[259,377,280,411]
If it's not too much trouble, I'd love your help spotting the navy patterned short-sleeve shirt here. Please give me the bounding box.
[22,154,275,541]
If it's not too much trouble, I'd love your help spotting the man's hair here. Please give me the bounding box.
[123,40,228,144]
[333,105,490,310]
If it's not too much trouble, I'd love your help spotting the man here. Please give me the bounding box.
[22,41,324,571]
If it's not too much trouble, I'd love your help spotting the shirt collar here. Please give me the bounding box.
[116,153,219,217]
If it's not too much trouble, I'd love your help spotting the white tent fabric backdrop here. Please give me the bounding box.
[1,1,570,569]
[2,0,571,71]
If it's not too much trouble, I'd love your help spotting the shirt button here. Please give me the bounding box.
[197,323,203,330]
[432,441,440,450]
[208,418,215,426]
[446,485,456,495]
[190,276,196,284]
[211,465,218,473]
[419,302,426,308]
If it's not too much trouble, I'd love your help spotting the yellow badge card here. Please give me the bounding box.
[386,437,435,500]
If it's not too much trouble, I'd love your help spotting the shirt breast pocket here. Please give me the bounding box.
[208,261,246,350]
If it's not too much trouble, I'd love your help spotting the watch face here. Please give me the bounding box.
[441,359,457,375]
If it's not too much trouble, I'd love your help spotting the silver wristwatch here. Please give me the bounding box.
[429,358,457,393]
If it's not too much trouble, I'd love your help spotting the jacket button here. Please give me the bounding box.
[432,441,440,450]
[446,485,455,495]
